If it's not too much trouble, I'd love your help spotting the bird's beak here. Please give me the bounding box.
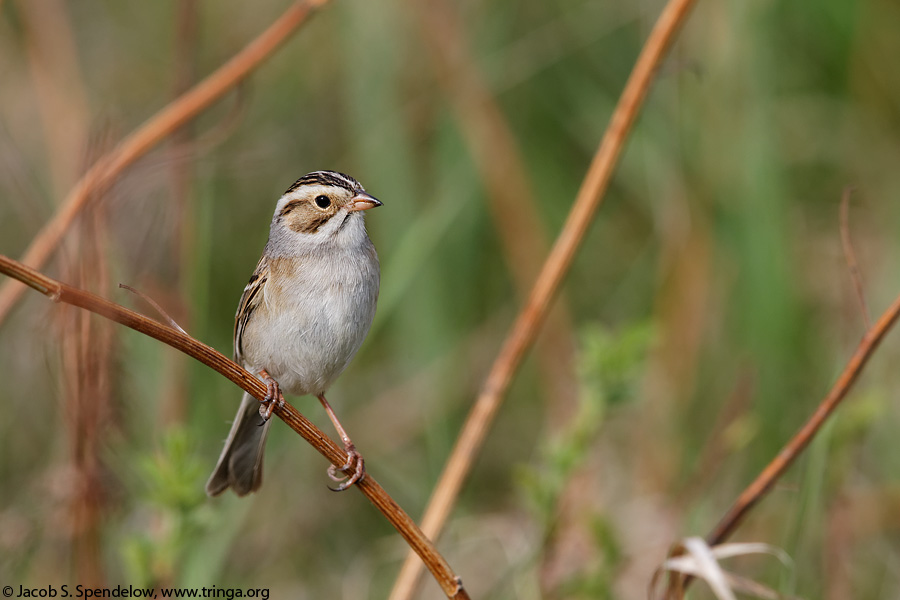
[348,192,383,212]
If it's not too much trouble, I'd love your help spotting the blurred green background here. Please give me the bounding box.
[1,0,900,598]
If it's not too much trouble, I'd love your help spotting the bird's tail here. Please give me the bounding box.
[206,392,271,496]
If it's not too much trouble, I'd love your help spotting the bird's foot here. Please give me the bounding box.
[327,444,365,492]
[257,369,284,423]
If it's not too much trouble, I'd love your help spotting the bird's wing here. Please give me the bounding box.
[233,255,269,365]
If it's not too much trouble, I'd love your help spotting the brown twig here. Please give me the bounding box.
[0,0,330,327]
[0,254,470,600]
[703,289,900,551]
[839,187,870,330]
[388,0,699,597]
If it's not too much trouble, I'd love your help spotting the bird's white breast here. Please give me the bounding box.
[240,216,379,397]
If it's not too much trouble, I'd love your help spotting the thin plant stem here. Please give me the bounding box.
[118,284,187,334]
[388,0,699,597]
[0,254,470,600]
[0,0,331,327]
[673,191,895,597]
[675,288,900,597]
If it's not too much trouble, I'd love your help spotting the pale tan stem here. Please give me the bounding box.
[389,0,700,597]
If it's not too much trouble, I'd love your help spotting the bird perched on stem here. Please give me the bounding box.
[207,170,381,496]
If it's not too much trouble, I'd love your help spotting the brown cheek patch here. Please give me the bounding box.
[279,199,304,217]
[288,211,331,234]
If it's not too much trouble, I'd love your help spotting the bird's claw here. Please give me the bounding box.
[257,370,284,423]
[327,445,365,492]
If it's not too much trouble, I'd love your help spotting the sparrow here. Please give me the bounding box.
[206,170,381,496]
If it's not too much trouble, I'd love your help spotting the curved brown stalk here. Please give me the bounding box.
[0,0,330,327]
[659,198,900,597]
[704,293,900,546]
[389,0,699,597]
[653,290,900,598]
[0,254,470,600]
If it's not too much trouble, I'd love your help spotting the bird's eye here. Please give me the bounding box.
[314,195,331,209]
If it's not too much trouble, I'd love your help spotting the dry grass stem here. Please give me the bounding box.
[389,0,699,597]
[0,254,470,600]
[668,190,900,597]
[690,287,900,592]
[839,187,870,330]
[0,0,331,327]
